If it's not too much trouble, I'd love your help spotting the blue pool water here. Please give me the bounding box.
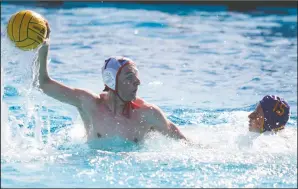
[1,2,297,188]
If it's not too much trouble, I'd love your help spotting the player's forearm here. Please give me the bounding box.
[169,123,187,140]
[35,43,60,100]
[37,43,51,86]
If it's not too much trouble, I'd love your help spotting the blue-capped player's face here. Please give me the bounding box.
[248,103,265,133]
[117,63,140,101]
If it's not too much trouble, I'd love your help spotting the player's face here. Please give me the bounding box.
[248,103,265,133]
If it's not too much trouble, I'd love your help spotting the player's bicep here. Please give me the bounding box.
[41,79,96,108]
[149,108,170,134]
[148,105,186,140]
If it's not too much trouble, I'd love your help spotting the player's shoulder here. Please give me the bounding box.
[76,89,103,104]
[134,97,154,109]
[135,98,162,114]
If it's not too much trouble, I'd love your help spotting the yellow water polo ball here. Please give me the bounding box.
[7,10,48,51]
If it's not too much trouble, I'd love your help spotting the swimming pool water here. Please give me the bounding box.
[1,2,297,188]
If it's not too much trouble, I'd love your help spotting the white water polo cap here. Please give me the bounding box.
[102,56,136,91]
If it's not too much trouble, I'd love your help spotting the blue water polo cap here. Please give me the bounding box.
[259,95,290,132]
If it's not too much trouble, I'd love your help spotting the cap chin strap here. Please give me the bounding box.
[109,89,132,118]
[114,62,134,118]
[260,118,265,133]
[117,92,132,118]
[105,84,132,118]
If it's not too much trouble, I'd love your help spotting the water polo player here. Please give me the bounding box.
[35,22,186,142]
[248,95,291,133]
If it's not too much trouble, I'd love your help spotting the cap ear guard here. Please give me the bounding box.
[102,67,117,91]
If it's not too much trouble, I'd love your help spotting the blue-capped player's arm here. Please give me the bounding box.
[146,104,187,140]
